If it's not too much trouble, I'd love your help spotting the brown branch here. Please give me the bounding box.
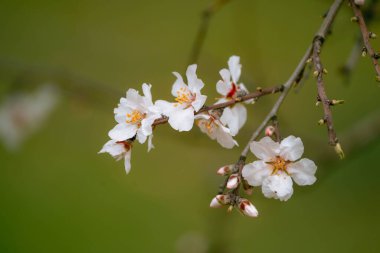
[312,37,341,152]
[216,0,344,195]
[188,0,231,65]
[349,0,380,81]
[152,85,284,126]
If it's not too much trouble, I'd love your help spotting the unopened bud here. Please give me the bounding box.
[323,68,328,74]
[331,99,345,105]
[227,205,234,212]
[217,165,233,176]
[316,101,320,106]
[318,119,326,125]
[334,143,345,159]
[369,32,377,39]
[313,70,319,77]
[350,16,359,22]
[306,58,312,64]
[354,0,365,6]
[265,126,275,137]
[238,198,258,218]
[256,87,263,92]
[210,194,231,208]
[226,174,240,189]
[362,47,367,57]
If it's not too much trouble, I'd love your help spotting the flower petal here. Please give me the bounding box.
[108,123,138,141]
[287,158,317,186]
[279,135,304,161]
[147,134,154,152]
[155,100,176,116]
[231,104,247,132]
[142,83,153,107]
[136,128,147,144]
[262,173,293,201]
[228,55,241,84]
[250,136,280,162]
[242,161,272,186]
[171,72,187,97]
[186,64,204,92]
[124,149,132,174]
[168,107,194,131]
[191,93,207,112]
[215,125,238,149]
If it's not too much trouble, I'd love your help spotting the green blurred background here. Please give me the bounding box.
[1,0,380,252]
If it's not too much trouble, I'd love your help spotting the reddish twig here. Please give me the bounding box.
[349,0,380,81]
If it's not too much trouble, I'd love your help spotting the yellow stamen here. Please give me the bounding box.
[269,156,289,175]
[126,110,145,125]
[175,87,194,105]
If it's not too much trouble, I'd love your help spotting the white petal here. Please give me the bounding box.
[124,149,132,174]
[142,83,153,107]
[231,104,247,132]
[191,93,207,112]
[262,173,293,201]
[147,134,154,152]
[220,107,237,136]
[155,100,175,116]
[280,135,304,161]
[140,116,157,136]
[186,64,204,92]
[219,68,231,82]
[98,140,124,158]
[287,158,317,186]
[228,55,241,84]
[242,161,272,186]
[250,136,280,162]
[215,125,238,149]
[168,107,195,132]
[125,88,143,108]
[216,80,231,96]
[136,128,147,144]
[171,72,187,97]
[108,123,138,141]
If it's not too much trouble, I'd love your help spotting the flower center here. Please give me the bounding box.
[270,156,288,175]
[226,83,237,98]
[126,110,145,125]
[175,87,194,106]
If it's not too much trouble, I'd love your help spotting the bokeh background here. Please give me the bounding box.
[1,0,380,252]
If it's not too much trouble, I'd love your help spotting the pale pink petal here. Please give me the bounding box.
[250,136,280,162]
[228,55,241,84]
[242,161,272,186]
[287,158,317,186]
[280,135,304,161]
[262,172,293,201]
[108,123,138,141]
[168,107,195,131]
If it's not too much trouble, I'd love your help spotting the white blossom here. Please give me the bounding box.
[0,84,60,150]
[195,112,238,149]
[242,136,317,201]
[216,56,250,135]
[238,198,259,218]
[99,140,132,174]
[108,83,161,147]
[155,64,207,132]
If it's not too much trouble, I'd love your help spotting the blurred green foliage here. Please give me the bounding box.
[0,0,379,252]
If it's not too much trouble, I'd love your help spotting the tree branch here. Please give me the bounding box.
[349,0,380,81]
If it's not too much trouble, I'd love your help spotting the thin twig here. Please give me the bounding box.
[152,85,283,126]
[188,0,231,64]
[349,0,380,81]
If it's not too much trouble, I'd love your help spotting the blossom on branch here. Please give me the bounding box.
[216,56,250,136]
[242,136,317,201]
[99,140,132,173]
[156,64,207,132]
[195,112,238,149]
[108,83,161,146]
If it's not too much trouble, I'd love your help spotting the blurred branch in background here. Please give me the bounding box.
[0,58,122,109]
[188,0,231,64]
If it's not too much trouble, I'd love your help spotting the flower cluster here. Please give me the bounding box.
[100,56,247,173]
[211,135,317,217]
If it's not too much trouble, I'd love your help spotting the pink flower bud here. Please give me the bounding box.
[226,174,240,189]
[216,165,233,176]
[238,198,258,218]
[265,126,275,136]
[210,194,231,208]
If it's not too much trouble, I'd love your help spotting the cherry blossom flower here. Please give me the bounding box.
[242,136,317,201]
[237,198,259,218]
[99,140,132,173]
[195,112,238,149]
[155,64,207,132]
[108,83,161,145]
[216,56,250,135]
[0,84,60,150]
